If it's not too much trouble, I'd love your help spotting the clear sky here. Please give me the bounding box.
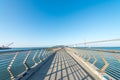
[0,0,120,47]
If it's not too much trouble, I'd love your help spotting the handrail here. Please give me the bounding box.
[0,48,43,54]
[0,48,54,80]
[67,38,120,47]
[72,48,116,79]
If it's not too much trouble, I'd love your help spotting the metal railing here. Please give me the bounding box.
[72,48,120,80]
[66,39,120,80]
[0,48,54,80]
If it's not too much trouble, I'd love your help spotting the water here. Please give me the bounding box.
[0,48,45,80]
[0,47,44,53]
[90,47,120,51]
[76,47,120,80]
[1,47,120,80]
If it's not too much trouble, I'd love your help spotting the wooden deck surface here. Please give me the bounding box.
[27,49,94,80]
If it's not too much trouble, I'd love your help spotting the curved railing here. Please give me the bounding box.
[73,48,120,80]
[0,48,54,80]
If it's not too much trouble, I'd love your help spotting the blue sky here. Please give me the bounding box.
[0,0,120,47]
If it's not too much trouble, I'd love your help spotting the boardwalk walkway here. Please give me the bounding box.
[27,49,94,80]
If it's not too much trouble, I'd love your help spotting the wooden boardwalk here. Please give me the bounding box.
[27,49,94,80]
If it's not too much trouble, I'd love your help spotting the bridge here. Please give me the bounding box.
[1,46,120,80]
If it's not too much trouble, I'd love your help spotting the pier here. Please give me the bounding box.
[1,0,120,79]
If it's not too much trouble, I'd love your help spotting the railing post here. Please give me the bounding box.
[7,52,18,80]
[84,51,88,60]
[93,55,97,65]
[81,51,83,58]
[98,52,109,72]
[38,49,43,63]
[43,49,47,59]
[87,55,91,61]
[44,49,47,59]
[41,49,46,60]
[45,49,48,58]
[87,51,91,61]
[23,51,31,70]
[32,50,39,66]
[80,50,84,57]
[114,54,120,62]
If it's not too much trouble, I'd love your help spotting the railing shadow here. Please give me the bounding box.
[26,52,56,80]
[25,49,95,80]
[44,49,94,80]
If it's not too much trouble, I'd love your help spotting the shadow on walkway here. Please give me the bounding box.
[27,53,56,80]
[27,49,94,80]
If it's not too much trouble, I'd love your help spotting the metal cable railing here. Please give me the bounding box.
[0,48,55,80]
